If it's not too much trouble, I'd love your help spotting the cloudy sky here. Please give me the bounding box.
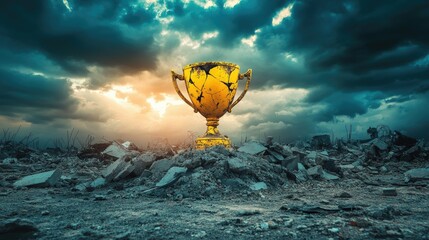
[1,0,428,147]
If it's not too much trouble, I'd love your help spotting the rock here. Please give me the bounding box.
[249,182,267,191]
[41,210,50,216]
[379,166,388,173]
[155,167,187,187]
[191,230,207,238]
[404,168,429,182]
[113,162,135,181]
[227,158,249,173]
[294,170,309,182]
[311,134,331,149]
[322,171,340,180]
[297,163,306,171]
[121,141,139,150]
[149,159,174,174]
[73,182,89,191]
[281,156,299,171]
[238,141,267,155]
[367,206,399,220]
[13,169,62,188]
[404,144,421,156]
[89,177,106,189]
[114,231,132,240]
[222,178,247,189]
[266,149,284,161]
[94,194,107,201]
[319,158,341,175]
[131,152,156,176]
[328,227,340,233]
[382,188,397,196]
[339,164,355,170]
[236,209,261,216]
[372,138,388,151]
[2,157,17,164]
[306,151,317,163]
[102,142,131,159]
[260,222,269,230]
[101,156,130,182]
[336,192,352,198]
[307,165,323,178]
[0,218,39,238]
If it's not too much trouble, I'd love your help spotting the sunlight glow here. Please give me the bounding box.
[147,94,184,118]
[272,4,293,26]
[97,85,134,105]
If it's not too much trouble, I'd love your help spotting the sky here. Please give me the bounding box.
[0,0,428,147]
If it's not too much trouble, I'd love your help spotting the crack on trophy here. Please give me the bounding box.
[172,61,252,150]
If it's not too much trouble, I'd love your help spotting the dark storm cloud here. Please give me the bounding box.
[250,0,429,122]
[0,0,159,77]
[167,0,291,47]
[256,0,429,89]
[0,68,104,123]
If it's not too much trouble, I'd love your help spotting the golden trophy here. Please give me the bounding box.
[172,61,252,149]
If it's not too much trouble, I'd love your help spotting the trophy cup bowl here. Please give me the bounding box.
[172,61,252,149]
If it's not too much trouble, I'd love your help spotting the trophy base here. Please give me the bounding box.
[195,136,232,150]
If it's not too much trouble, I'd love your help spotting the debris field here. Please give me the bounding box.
[1,132,429,239]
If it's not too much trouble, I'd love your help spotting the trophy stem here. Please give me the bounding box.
[195,117,232,149]
[205,117,220,136]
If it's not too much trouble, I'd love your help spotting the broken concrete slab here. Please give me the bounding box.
[149,159,174,174]
[372,138,388,151]
[155,167,187,187]
[282,155,299,171]
[307,165,323,179]
[311,135,331,149]
[297,163,306,171]
[13,169,62,188]
[113,162,135,181]
[238,142,267,155]
[227,158,249,173]
[266,149,284,161]
[322,171,340,180]
[249,182,267,191]
[121,141,139,151]
[318,158,342,176]
[73,182,89,192]
[101,156,129,182]
[102,142,130,159]
[90,177,106,189]
[306,151,317,163]
[404,168,429,182]
[131,152,157,176]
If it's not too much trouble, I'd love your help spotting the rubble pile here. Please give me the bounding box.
[1,132,429,198]
[1,131,429,239]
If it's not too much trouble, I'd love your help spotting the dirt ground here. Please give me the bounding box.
[1,175,429,239]
[1,137,429,239]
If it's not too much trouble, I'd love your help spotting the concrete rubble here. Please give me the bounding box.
[1,131,429,239]
[13,169,62,188]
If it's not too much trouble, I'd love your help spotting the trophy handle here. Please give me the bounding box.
[228,69,252,113]
[171,70,198,113]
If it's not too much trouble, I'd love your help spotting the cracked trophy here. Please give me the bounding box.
[172,62,252,149]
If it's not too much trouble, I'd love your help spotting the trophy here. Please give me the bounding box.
[172,61,252,149]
